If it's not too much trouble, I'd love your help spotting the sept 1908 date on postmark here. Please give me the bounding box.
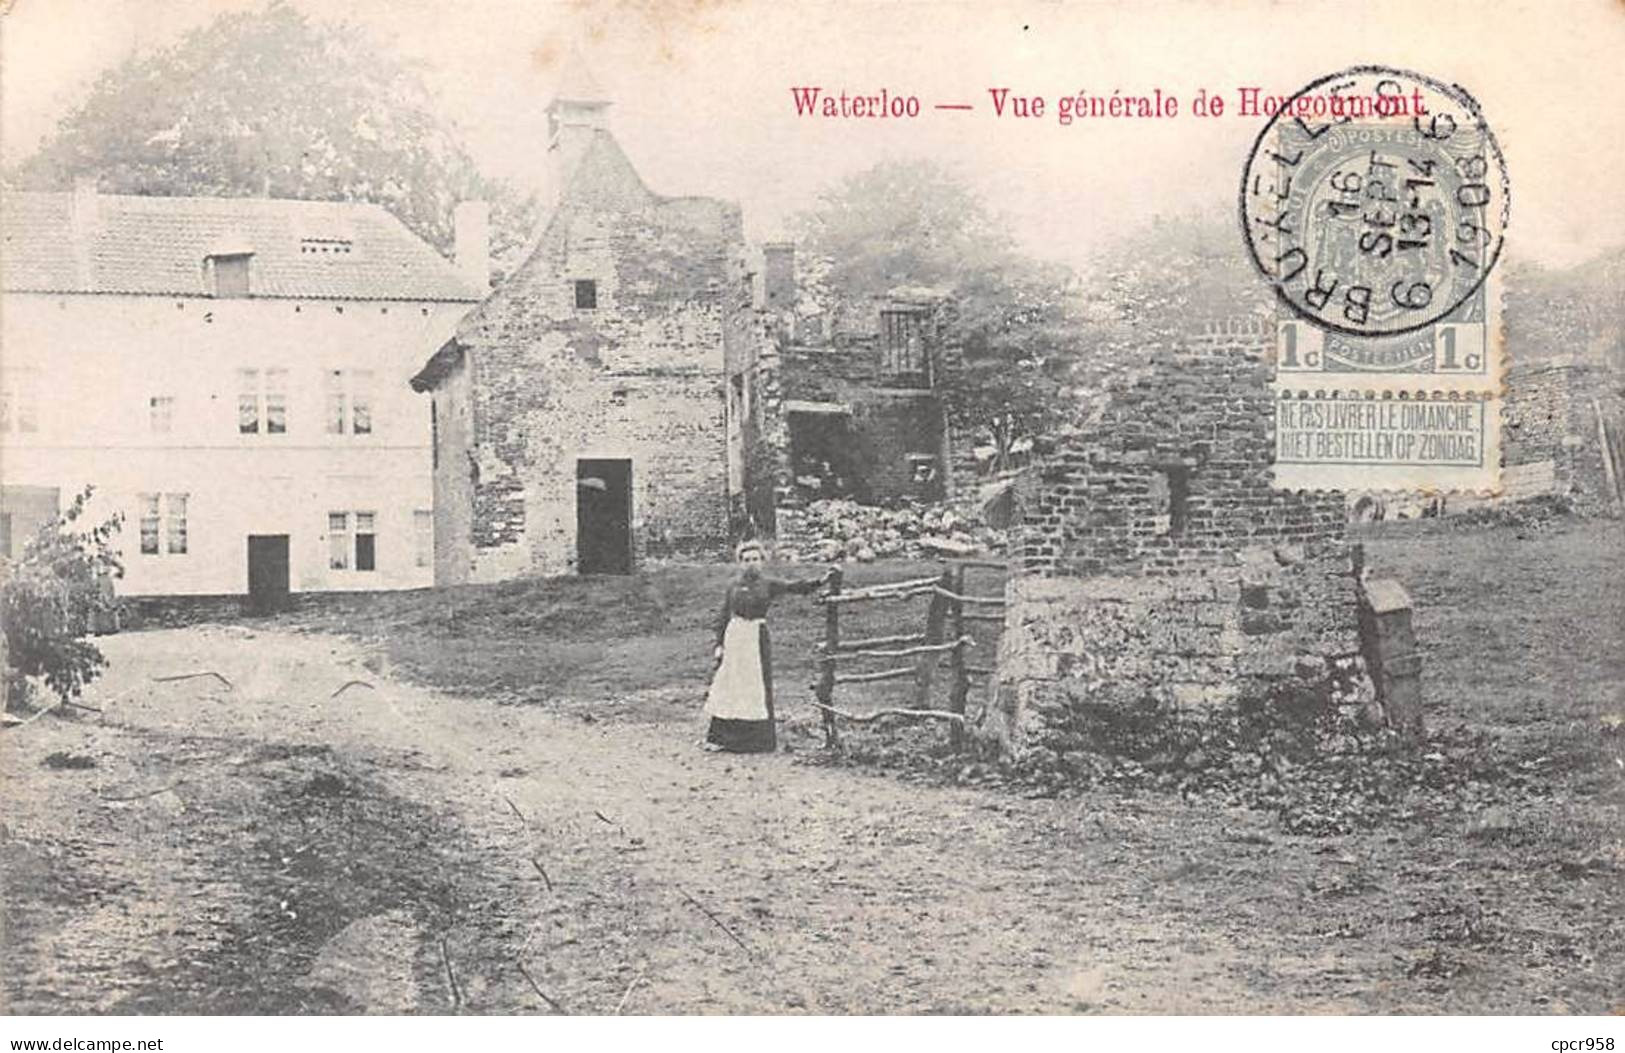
[1240,65,1510,377]
[1243,66,1510,493]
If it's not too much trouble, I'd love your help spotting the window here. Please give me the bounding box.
[1167,467,1190,536]
[430,400,439,469]
[352,374,372,435]
[138,493,188,555]
[1150,466,1191,537]
[238,370,259,434]
[354,512,376,571]
[211,254,252,298]
[327,510,377,572]
[237,369,287,435]
[266,370,287,434]
[907,453,938,484]
[149,396,175,434]
[574,279,597,310]
[140,494,160,554]
[167,493,188,553]
[326,369,376,435]
[327,512,350,570]
[881,310,927,380]
[414,509,432,568]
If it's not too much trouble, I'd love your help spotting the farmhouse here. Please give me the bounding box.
[0,181,485,606]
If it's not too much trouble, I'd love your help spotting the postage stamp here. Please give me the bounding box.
[1271,387,1501,493]
[1241,65,1510,491]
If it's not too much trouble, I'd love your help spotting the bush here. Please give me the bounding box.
[0,487,123,704]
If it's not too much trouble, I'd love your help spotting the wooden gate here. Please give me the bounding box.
[810,558,1006,749]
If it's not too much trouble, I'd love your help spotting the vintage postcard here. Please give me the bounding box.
[1,0,1622,1036]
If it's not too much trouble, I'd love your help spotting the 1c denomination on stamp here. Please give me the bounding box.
[1242,66,1510,493]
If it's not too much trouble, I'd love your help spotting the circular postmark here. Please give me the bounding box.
[1239,66,1510,339]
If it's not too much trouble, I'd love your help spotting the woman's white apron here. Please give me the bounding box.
[704,616,767,720]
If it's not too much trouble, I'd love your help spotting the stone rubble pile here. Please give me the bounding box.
[774,499,1007,563]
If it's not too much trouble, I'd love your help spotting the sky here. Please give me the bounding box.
[4,0,1623,272]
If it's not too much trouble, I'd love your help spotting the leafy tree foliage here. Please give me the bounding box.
[1079,211,1270,346]
[790,160,1081,471]
[1,489,124,703]
[7,1,535,261]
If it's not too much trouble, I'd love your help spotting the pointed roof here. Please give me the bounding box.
[549,50,610,109]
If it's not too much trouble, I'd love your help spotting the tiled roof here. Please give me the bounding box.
[1,191,483,301]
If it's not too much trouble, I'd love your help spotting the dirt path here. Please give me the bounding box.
[2,625,1613,1014]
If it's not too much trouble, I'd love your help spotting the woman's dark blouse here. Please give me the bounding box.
[713,571,822,645]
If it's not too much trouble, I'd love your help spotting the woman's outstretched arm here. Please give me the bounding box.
[768,567,836,597]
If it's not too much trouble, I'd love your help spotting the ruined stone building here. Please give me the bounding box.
[729,243,957,540]
[0,182,484,604]
[412,68,964,582]
[990,317,1364,756]
[412,72,742,582]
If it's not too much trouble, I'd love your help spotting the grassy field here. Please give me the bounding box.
[275,559,1001,724]
[1359,517,1623,779]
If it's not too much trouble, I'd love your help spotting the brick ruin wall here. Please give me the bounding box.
[450,198,737,580]
[736,287,955,516]
[775,343,949,505]
[989,320,1363,757]
[1501,359,1624,515]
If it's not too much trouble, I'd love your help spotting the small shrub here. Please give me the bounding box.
[0,487,123,704]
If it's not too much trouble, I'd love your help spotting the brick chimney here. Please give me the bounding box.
[454,200,491,292]
[762,242,795,312]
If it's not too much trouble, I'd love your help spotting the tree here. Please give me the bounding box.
[7,1,535,260]
[1080,210,1271,345]
[1,488,124,704]
[791,160,1082,472]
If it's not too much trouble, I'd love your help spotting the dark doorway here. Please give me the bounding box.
[576,458,632,574]
[788,410,864,503]
[246,535,291,614]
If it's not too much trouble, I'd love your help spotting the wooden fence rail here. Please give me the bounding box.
[811,558,1008,749]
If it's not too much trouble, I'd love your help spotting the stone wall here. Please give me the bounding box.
[423,129,739,581]
[990,319,1363,757]
[1502,358,1624,515]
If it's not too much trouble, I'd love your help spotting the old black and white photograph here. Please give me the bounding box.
[1,0,1621,1043]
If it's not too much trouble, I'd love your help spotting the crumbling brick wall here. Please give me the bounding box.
[733,248,959,532]
[989,318,1363,757]
[776,344,948,504]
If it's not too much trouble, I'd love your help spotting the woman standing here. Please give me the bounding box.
[703,540,831,753]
